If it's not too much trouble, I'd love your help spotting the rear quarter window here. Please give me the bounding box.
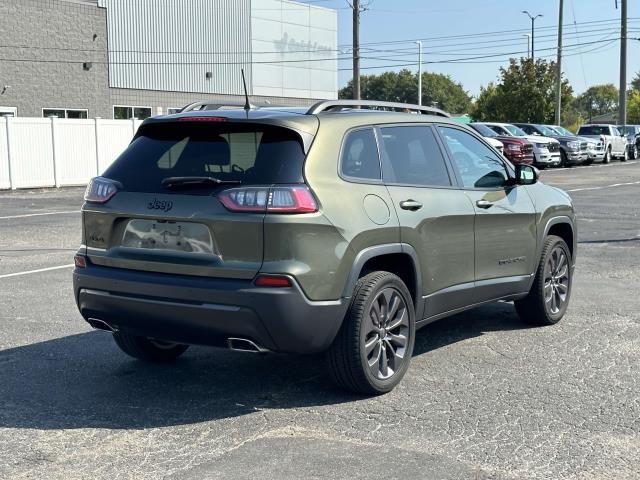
[340,128,381,181]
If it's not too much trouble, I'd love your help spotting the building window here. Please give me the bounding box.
[0,106,17,117]
[167,108,181,115]
[42,108,88,119]
[114,106,152,120]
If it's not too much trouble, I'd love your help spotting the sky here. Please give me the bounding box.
[301,0,640,98]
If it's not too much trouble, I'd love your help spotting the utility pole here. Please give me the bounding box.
[522,11,543,62]
[416,41,422,105]
[352,0,361,100]
[619,0,627,125]
[555,0,564,125]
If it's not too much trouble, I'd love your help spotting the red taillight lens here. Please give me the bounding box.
[84,177,120,204]
[255,275,292,288]
[219,186,318,214]
[74,255,87,268]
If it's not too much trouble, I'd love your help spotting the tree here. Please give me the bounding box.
[628,90,640,124]
[574,84,619,118]
[631,71,640,92]
[470,83,501,122]
[339,69,472,114]
[471,58,574,124]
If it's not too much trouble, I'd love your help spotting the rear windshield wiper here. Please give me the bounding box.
[161,176,242,189]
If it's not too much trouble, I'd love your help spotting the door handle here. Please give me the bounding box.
[399,199,423,211]
[476,199,494,209]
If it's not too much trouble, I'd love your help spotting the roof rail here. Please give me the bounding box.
[180,100,258,113]
[306,100,450,117]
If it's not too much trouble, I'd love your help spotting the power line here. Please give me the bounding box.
[0,37,623,68]
[340,17,640,48]
[337,37,624,71]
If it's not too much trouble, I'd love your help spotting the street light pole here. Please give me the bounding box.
[522,11,543,62]
[416,41,422,105]
[525,34,531,58]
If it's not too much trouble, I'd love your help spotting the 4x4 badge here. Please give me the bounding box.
[147,198,173,212]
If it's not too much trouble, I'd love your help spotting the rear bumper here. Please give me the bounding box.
[73,263,348,354]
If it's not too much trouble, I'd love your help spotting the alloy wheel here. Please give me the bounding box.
[543,246,570,315]
[363,287,410,380]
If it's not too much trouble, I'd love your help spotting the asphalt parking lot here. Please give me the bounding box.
[1,161,639,480]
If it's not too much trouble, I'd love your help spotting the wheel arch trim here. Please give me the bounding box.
[342,243,423,312]
[542,215,577,266]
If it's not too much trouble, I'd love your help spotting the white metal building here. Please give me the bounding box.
[102,0,338,101]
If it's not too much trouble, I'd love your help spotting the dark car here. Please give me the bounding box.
[618,125,640,159]
[74,100,576,395]
[514,123,591,167]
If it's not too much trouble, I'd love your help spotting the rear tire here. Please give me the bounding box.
[515,235,572,326]
[327,272,416,395]
[621,148,628,162]
[113,331,189,363]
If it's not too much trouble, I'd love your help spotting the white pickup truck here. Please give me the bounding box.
[576,124,628,163]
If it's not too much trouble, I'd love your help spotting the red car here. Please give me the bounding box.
[470,123,534,165]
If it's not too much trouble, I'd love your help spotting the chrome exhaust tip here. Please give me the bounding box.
[227,337,269,354]
[87,318,118,332]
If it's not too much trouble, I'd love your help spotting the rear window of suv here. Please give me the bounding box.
[103,121,306,193]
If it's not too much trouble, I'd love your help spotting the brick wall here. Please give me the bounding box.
[0,0,111,118]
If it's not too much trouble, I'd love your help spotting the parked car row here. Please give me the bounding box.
[469,121,640,168]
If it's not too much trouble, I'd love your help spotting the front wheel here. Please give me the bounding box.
[603,147,611,164]
[327,271,416,395]
[515,235,572,326]
[113,330,189,362]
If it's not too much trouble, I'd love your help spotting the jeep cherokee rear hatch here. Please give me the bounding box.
[82,117,317,279]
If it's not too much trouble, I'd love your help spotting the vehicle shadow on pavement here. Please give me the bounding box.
[0,303,530,431]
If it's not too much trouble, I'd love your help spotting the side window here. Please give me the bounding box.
[439,127,509,189]
[340,129,381,181]
[611,127,620,136]
[379,126,451,186]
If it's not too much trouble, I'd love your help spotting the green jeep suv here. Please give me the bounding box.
[73,100,576,395]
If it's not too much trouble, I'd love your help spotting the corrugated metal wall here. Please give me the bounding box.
[104,0,252,95]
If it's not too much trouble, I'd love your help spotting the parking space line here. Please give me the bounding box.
[0,264,74,279]
[567,181,640,192]
[543,160,639,173]
[0,210,80,220]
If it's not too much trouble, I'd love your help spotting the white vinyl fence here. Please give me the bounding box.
[0,117,143,190]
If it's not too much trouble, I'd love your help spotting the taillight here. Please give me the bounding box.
[219,186,318,214]
[84,177,120,204]
[74,255,87,268]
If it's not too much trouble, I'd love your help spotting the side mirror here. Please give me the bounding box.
[515,164,538,185]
